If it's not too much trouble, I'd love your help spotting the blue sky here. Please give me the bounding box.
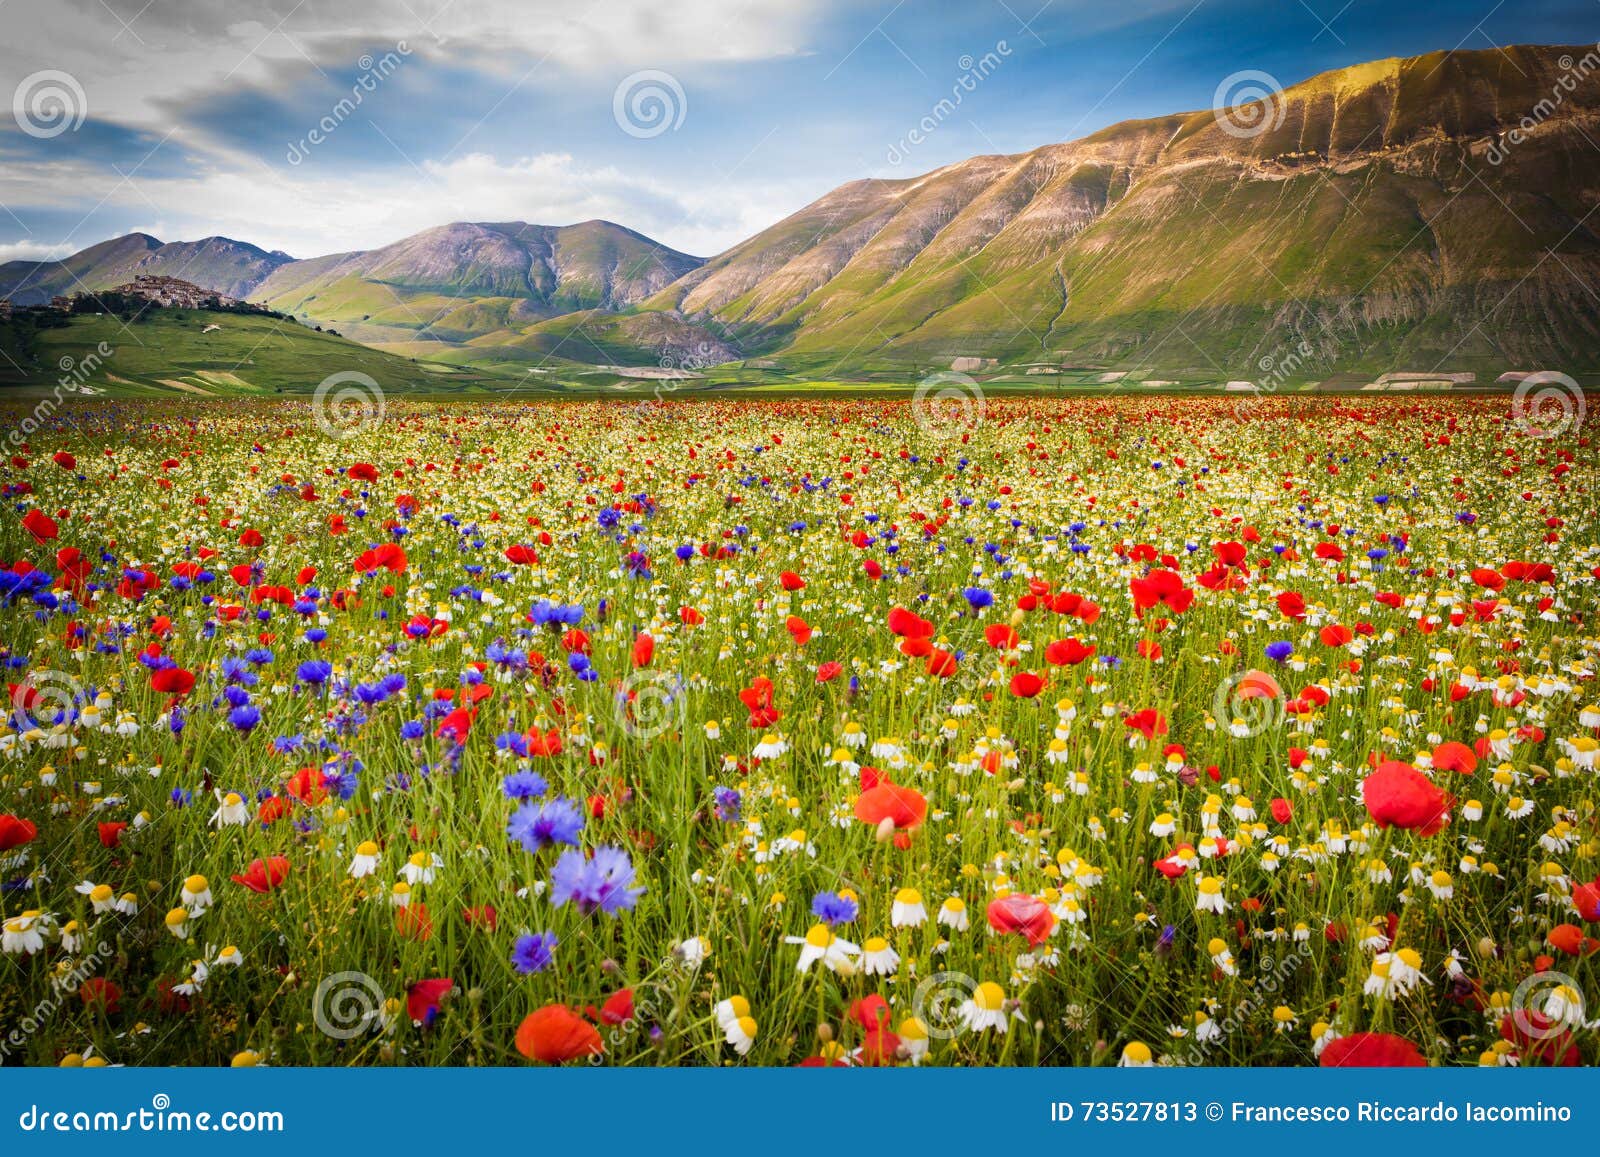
[0,0,1595,262]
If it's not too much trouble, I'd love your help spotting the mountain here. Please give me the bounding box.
[0,234,293,305]
[646,43,1600,373]
[2,221,716,372]
[252,220,706,348]
[8,44,1595,380]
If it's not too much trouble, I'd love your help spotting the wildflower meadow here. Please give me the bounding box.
[0,393,1594,1068]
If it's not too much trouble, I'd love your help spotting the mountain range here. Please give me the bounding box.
[4,42,1597,378]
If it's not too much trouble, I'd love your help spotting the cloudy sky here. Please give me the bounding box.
[0,0,1595,263]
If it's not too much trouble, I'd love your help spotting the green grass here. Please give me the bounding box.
[0,309,524,395]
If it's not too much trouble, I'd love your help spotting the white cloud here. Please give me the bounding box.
[0,146,806,259]
[0,240,77,264]
[2,1,833,136]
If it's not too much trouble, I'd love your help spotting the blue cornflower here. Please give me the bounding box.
[1264,640,1294,663]
[962,586,993,610]
[502,770,548,801]
[507,797,584,853]
[549,846,643,917]
[511,931,558,975]
[297,659,332,685]
[811,890,857,926]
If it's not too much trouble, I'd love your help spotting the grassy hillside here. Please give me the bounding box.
[0,308,521,396]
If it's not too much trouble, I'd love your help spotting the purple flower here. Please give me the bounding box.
[549,846,643,917]
[502,770,548,801]
[511,931,558,975]
[811,890,857,926]
[508,797,584,853]
[1264,640,1294,663]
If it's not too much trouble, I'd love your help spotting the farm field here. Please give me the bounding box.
[0,392,1594,1068]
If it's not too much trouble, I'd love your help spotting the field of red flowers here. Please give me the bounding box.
[0,394,1594,1067]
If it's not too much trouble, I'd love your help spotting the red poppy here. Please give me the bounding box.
[738,677,780,728]
[849,994,891,1030]
[815,661,843,683]
[1318,624,1353,647]
[1431,740,1477,774]
[1269,798,1292,824]
[1361,761,1453,836]
[779,570,805,591]
[0,813,37,851]
[597,988,635,1025]
[52,451,77,471]
[857,1025,902,1066]
[79,977,121,1014]
[1044,637,1095,666]
[21,509,58,543]
[150,667,196,696]
[353,543,407,574]
[1500,1010,1580,1066]
[631,632,655,667]
[97,821,127,848]
[406,978,454,1026]
[504,545,539,565]
[886,606,934,638]
[855,782,928,830]
[1129,568,1193,616]
[1008,670,1044,698]
[1319,1032,1426,1067]
[462,905,498,931]
[986,893,1056,946]
[231,855,291,893]
[1123,708,1168,743]
[515,1004,604,1063]
[284,767,329,805]
[1547,923,1599,956]
[1573,878,1600,923]
[984,623,1019,649]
